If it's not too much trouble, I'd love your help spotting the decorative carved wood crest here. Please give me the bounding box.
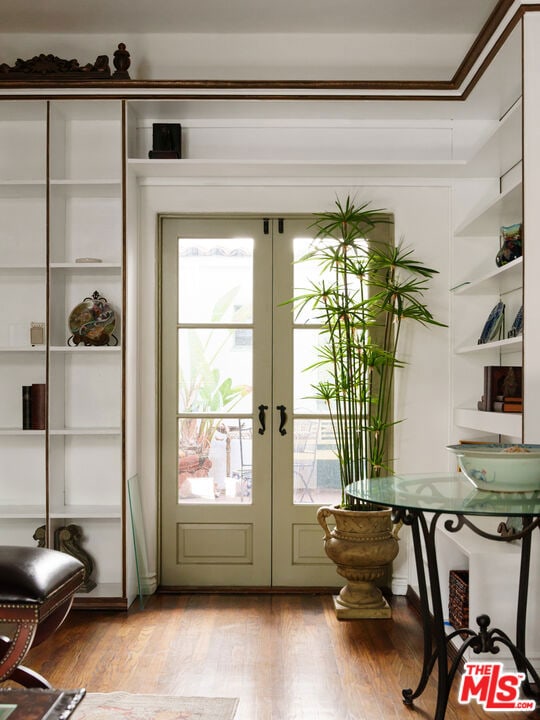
[0,43,130,81]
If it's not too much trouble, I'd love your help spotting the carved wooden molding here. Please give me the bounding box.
[0,43,130,81]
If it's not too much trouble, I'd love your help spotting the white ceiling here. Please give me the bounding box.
[4,0,499,35]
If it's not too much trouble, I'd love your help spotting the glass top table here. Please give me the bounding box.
[346,472,540,720]
[346,472,540,517]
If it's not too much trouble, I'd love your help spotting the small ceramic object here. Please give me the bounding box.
[68,290,118,346]
[496,223,522,267]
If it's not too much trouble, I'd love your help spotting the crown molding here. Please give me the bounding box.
[0,0,535,101]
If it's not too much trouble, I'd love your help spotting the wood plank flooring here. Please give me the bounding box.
[10,594,540,720]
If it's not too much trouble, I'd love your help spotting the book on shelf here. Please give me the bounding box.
[479,366,523,412]
[494,394,523,412]
[22,386,32,430]
[22,383,46,430]
[30,383,46,430]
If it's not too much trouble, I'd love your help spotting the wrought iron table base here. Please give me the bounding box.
[393,508,540,720]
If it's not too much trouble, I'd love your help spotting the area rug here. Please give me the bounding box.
[72,691,239,720]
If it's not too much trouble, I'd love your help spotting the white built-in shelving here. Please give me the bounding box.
[450,21,524,443]
[0,101,48,554]
[443,20,537,660]
[0,98,128,608]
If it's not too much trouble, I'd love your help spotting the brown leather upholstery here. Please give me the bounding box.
[0,546,84,606]
[0,546,85,688]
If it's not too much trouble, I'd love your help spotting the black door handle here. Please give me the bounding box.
[258,404,268,435]
[276,405,287,436]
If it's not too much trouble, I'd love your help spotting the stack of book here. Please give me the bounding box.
[22,384,46,429]
[493,396,523,413]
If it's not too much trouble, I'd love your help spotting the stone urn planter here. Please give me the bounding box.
[317,504,399,619]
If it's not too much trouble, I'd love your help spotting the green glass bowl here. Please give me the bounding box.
[447,444,540,493]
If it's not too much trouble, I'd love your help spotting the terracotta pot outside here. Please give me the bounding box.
[317,504,399,619]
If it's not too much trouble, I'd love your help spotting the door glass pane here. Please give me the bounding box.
[293,236,340,505]
[293,236,321,325]
[176,235,254,506]
[177,329,252,414]
[178,417,252,504]
[178,237,253,324]
[294,327,329,413]
[293,419,340,504]
[293,235,367,324]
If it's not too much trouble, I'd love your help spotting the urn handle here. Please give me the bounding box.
[317,506,334,540]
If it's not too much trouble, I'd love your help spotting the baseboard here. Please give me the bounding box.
[140,572,158,595]
[391,578,408,596]
[158,585,344,595]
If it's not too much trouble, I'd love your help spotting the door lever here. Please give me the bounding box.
[276,405,287,435]
[257,404,268,435]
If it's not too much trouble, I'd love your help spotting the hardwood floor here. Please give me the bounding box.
[9,593,540,720]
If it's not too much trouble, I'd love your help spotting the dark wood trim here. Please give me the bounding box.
[73,596,129,610]
[452,0,516,86]
[45,101,51,550]
[0,78,450,91]
[158,585,343,595]
[121,99,127,600]
[0,2,538,101]
[461,3,525,102]
[0,91,464,102]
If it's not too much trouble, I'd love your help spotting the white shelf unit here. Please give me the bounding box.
[442,23,538,667]
[451,30,524,443]
[47,99,126,607]
[451,256,523,438]
[0,99,128,609]
[125,98,521,181]
[0,101,48,546]
[455,335,522,356]
[452,408,522,437]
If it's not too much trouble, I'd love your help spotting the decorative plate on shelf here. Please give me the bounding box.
[68,290,118,346]
[507,305,523,338]
[477,300,505,344]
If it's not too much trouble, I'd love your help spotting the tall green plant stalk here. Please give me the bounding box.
[291,196,444,508]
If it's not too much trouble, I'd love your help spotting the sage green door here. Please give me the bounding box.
[159,216,341,587]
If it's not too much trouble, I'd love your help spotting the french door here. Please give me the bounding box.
[159,216,341,587]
